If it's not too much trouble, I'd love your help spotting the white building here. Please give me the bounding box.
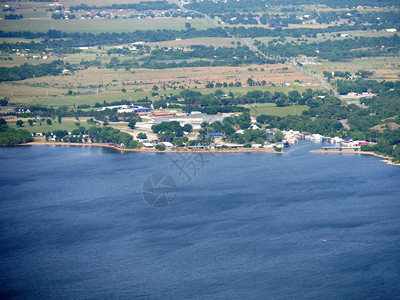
[248,124,260,130]
[142,142,154,149]
[162,142,174,149]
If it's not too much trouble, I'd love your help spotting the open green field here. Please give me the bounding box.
[0,18,212,33]
[243,103,309,117]
[0,38,43,44]
[7,117,90,133]
[0,52,102,67]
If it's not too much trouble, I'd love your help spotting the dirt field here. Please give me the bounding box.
[13,63,319,91]
[0,63,321,107]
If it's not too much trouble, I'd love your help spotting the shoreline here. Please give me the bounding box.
[311,149,400,167]
[12,142,400,165]
[20,142,284,154]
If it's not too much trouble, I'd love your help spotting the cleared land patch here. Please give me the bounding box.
[243,103,309,117]
[147,37,238,48]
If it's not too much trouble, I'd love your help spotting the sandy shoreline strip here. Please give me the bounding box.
[21,142,284,154]
[311,149,400,167]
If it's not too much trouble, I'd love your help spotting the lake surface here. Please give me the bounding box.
[1,142,400,299]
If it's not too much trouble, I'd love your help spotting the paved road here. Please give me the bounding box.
[293,63,339,97]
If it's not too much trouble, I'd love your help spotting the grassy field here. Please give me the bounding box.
[0,52,102,67]
[243,103,309,117]
[0,63,322,107]
[7,117,89,133]
[0,18,212,33]
[0,83,319,107]
[303,56,400,81]
[0,38,43,44]
[0,84,153,107]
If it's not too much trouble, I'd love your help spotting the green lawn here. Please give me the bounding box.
[243,103,309,117]
[7,117,89,133]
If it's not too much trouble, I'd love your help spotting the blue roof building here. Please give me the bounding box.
[134,108,152,112]
[207,132,222,136]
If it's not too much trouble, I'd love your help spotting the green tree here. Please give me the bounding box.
[46,118,52,125]
[172,137,184,146]
[182,124,193,133]
[288,90,301,103]
[16,120,24,127]
[0,98,9,106]
[155,144,166,151]
[128,119,137,129]
[137,132,147,139]
[273,130,284,142]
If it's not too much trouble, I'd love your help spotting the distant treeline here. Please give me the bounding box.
[225,24,400,38]
[0,28,229,54]
[4,14,23,20]
[82,45,276,70]
[0,21,396,49]
[185,0,399,13]
[0,60,74,82]
[336,79,400,95]
[259,35,400,60]
[0,45,274,82]
[70,1,178,11]
[0,119,33,146]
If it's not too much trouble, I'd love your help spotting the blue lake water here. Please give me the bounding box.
[0,141,400,299]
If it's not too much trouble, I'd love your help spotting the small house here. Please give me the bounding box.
[162,142,174,150]
[142,142,154,149]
